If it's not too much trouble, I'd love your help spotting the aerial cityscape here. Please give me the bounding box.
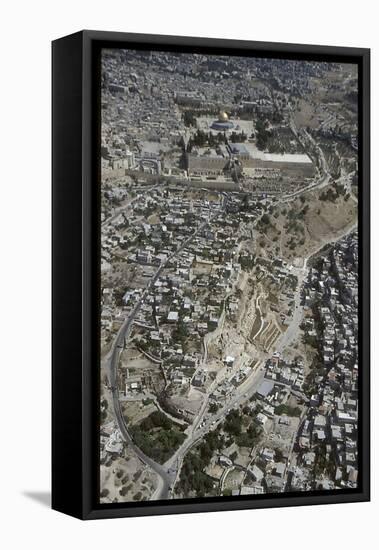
[99,47,359,503]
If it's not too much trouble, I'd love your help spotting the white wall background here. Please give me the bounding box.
[1,0,376,547]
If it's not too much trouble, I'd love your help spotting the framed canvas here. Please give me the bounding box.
[52,30,370,520]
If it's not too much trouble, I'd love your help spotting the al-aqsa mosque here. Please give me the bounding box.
[211,111,234,131]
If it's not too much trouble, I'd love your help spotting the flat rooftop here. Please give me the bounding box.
[257,379,275,397]
[238,142,313,164]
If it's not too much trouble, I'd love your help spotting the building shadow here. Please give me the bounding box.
[23,491,51,508]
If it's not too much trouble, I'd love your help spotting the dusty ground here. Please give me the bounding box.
[100,451,158,504]
[260,189,357,262]
[264,414,302,455]
[120,347,155,371]
[121,400,157,425]
[235,447,253,469]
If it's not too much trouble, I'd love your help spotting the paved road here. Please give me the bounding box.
[276,217,357,357]
[106,266,174,499]
[105,207,220,499]
[280,114,331,203]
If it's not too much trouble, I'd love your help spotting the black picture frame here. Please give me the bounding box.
[52,30,370,520]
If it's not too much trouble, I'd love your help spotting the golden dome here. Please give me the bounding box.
[218,110,229,122]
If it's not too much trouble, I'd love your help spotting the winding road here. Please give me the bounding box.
[103,117,357,500]
[105,204,221,499]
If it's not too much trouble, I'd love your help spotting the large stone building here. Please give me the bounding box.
[187,151,229,176]
[187,141,315,178]
[227,143,315,177]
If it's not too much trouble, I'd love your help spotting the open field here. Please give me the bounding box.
[259,189,357,261]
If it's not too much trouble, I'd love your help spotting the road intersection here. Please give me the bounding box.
[102,122,355,500]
